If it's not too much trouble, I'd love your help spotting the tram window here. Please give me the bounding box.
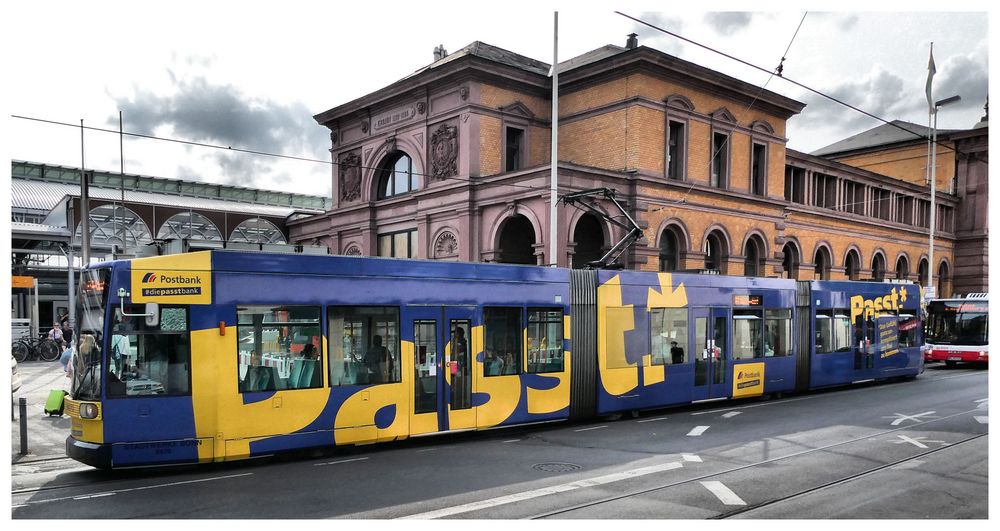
[484,307,522,376]
[765,309,792,357]
[527,308,563,373]
[109,305,190,397]
[832,311,852,352]
[236,306,321,392]
[733,310,763,359]
[815,310,833,353]
[898,313,918,347]
[650,308,688,364]
[328,306,400,386]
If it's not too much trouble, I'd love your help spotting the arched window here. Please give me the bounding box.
[844,249,861,281]
[895,255,910,280]
[871,253,886,282]
[376,152,415,199]
[157,211,223,241]
[229,218,286,244]
[75,204,152,250]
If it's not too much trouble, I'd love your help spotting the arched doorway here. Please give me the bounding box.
[814,246,832,280]
[918,259,929,287]
[704,230,728,273]
[937,261,952,298]
[782,242,800,279]
[497,215,536,265]
[871,253,886,281]
[659,224,687,272]
[743,235,765,277]
[572,214,604,269]
[844,249,861,281]
[895,255,910,280]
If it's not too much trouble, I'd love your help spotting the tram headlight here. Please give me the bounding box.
[80,403,99,419]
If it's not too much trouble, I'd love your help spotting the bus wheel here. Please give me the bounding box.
[945,360,958,368]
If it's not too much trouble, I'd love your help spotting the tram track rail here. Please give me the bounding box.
[527,407,987,519]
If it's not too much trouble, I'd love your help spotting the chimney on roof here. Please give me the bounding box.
[626,33,638,50]
[433,45,447,61]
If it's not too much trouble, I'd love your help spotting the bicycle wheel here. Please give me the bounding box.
[37,339,62,362]
[12,341,30,363]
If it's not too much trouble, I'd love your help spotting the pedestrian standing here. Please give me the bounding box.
[62,322,74,349]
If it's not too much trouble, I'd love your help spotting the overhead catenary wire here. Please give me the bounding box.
[10,114,570,197]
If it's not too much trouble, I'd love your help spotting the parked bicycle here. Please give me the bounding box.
[12,333,61,363]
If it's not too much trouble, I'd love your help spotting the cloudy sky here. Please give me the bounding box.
[4,2,990,199]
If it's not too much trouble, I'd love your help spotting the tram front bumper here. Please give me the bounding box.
[66,436,112,469]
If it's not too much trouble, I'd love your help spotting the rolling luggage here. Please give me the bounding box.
[44,390,68,416]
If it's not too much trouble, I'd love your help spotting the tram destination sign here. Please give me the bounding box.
[733,295,763,307]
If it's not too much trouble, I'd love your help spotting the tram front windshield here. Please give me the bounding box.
[925,300,988,346]
[72,268,110,400]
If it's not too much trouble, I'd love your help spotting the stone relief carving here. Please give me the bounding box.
[416,101,427,115]
[430,123,458,180]
[339,151,362,202]
[330,131,339,145]
[459,86,469,100]
[434,231,459,258]
[361,120,369,133]
[344,245,362,256]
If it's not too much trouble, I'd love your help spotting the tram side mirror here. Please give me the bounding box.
[145,302,160,327]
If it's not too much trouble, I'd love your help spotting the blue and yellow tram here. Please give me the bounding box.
[66,250,923,468]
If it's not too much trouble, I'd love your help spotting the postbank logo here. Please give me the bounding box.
[131,252,212,305]
[732,362,764,398]
[850,286,909,323]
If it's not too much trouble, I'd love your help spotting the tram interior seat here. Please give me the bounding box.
[297,359,318,388]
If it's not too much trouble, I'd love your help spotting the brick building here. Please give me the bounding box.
[289,37,986,298]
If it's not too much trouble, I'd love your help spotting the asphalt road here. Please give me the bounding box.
[11,361,988,519]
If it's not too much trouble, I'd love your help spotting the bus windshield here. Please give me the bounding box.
[72,268,110,400]
[925,300,988,346]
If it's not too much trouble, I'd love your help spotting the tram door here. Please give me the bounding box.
[409,306,476,434]
[691,307,729,401]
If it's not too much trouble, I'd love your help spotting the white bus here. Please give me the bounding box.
[924,293,989,366]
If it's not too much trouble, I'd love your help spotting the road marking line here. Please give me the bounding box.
[399,461,684,519]
[883,411,937,426]
[974,416,988,424]
[721,411,742,419]
[687,426,710,436]
[314,457,370,466]
[575,425,608,432]
[73,492,115,500]
[503,439,521,443]
[682,453,702,462]
[637,417,669,423]
[701,481,746,506]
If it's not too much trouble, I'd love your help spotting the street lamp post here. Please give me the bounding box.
[927,94,960,299]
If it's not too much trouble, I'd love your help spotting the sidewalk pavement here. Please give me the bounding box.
[11,360,75,465]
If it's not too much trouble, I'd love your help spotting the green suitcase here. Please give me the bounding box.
[44,390,68,416]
